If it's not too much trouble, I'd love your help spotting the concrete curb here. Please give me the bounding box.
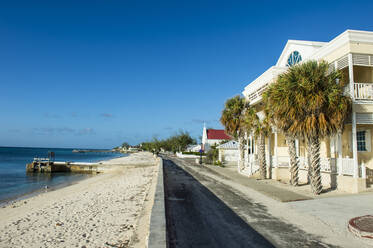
[147,157,167,248]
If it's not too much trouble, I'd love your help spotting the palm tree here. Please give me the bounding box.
[263,60,351,194]
[220,95,246,171]
[263,95,300,186]
[243,105,271,179]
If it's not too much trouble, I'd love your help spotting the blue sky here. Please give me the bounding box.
[1,0,372,148]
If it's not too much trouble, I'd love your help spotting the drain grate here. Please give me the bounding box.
[348,215,373,239]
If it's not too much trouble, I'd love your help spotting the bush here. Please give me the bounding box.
[182,151,206,156]
[205,148,218,164]
[214,160,223,166]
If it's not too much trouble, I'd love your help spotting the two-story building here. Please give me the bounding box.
[242,30,373,193]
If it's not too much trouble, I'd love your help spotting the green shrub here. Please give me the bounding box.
[214,160,222,166]
[182,151,206,156]
[205,148,218,164]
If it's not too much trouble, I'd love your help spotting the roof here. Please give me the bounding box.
[275,39,326,67]
[206,129,231,140]
[217,140,238,149]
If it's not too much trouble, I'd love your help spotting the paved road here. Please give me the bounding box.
[163,156,339,248]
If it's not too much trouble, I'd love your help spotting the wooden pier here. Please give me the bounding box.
[26,158,101,174]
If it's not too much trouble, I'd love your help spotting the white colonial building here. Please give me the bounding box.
[242,29,373,193]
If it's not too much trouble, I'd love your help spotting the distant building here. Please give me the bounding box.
[217,140,239,164]
[128,147,139,152]
[186,144,202,152]
[201,124,231,151]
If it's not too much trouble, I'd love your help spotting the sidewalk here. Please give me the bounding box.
[200,163,313,202]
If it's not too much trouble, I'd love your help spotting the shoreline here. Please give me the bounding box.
[0,152,159,247]
[0,152,127,207]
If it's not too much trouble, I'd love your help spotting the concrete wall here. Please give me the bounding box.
[271,132,330,160]
[148,158,166,248]
[336,175,367,193]
[220,149,239,162]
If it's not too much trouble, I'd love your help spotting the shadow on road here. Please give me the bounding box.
[163,158,274,248]
[163,157,342,248]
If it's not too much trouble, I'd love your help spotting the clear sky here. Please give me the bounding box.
[1,0,373,148]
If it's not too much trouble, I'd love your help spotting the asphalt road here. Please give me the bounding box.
[162,156,339,248]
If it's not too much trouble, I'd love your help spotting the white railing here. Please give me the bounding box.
[270,155,362,177]
[242,159,259,176]
[337,158,355,176]
[354,83,373,100]
[273,156,337,173]
[321,158,337,172]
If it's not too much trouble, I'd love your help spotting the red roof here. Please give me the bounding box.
[206,129,232,140]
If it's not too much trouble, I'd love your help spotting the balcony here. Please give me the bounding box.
[242,66,287,105]
[354,83,373,100]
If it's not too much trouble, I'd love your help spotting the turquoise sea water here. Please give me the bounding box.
[0,147,125,203]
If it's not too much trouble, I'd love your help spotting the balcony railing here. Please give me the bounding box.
[354,83,373,100]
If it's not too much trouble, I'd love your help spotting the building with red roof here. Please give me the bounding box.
[201,124,232,151]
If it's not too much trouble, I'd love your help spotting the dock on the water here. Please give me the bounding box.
[26,158,101,173]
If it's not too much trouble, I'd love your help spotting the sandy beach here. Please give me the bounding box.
[0,152,159,248]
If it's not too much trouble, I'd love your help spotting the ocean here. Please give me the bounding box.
[0,147,125,203]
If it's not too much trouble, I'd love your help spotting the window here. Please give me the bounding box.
[286,51,302,67]
[357,131,367,151]
[351,129,371,152]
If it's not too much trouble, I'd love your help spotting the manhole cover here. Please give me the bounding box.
[348,215,373,239]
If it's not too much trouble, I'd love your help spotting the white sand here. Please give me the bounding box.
[0,152,159,248]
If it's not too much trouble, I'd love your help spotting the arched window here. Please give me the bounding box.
[287,51,302,67]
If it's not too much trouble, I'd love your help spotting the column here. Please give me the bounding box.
[248,135,252,155]
[244,132,248,168]
[337,132,343,176]
[249,134,253,173]
[295,139,300,157]
[352,112,359,178]
[267,134,272,178]
[348,53,359,178]
[348,53,355,100]
[274,130,278,167]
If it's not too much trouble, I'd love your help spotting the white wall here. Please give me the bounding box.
[224,149,239,162]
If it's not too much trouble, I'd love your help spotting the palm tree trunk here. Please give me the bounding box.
[306,140,312,184]
[258,133,266,179]
[286,136,299,186]
[309,136,322,194]
[238,136,245,171]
